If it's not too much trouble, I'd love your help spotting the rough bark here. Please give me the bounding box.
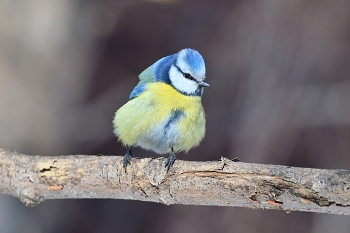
[0,148,349,215]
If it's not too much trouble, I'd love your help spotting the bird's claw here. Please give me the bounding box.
[123,147,133,172]
[165,152,176,173]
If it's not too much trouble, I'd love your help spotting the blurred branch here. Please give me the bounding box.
[1,148,349,215]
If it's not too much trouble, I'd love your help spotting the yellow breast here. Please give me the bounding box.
[113,82,206,154]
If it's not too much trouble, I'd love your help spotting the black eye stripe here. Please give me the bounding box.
[183,73,196,81]
[174,65,197,82]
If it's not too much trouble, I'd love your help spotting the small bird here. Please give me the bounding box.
[113,48,209,172]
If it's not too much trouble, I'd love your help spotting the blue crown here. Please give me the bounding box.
[181,49,205,74]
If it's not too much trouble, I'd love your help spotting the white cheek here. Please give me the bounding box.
[169,66,198,94]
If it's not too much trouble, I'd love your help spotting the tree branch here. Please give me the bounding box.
[0,148,349,215]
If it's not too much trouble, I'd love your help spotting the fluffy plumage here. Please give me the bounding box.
[113,48,208,171]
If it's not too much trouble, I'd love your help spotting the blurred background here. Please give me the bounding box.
[1,0,350,232]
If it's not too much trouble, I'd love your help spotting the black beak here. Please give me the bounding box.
[198,81,209,87]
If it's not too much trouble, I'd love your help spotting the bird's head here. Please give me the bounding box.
[144,48,208,96]
[168,48,209,96]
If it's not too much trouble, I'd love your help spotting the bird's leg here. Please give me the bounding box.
[123,146,133,172]
[165,148,176,172]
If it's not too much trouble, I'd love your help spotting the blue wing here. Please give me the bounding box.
[129,63,156,100]
[130,54,176,100]
[138,66,155,83]
[129,59,158,100]
[139,55,176,83]
[129,81,147,100]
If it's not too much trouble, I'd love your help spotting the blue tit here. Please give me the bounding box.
[113,48,209,172]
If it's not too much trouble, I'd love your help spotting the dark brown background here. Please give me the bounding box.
[1,0,350,232]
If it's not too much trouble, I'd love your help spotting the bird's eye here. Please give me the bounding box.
[183,73,192,79]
